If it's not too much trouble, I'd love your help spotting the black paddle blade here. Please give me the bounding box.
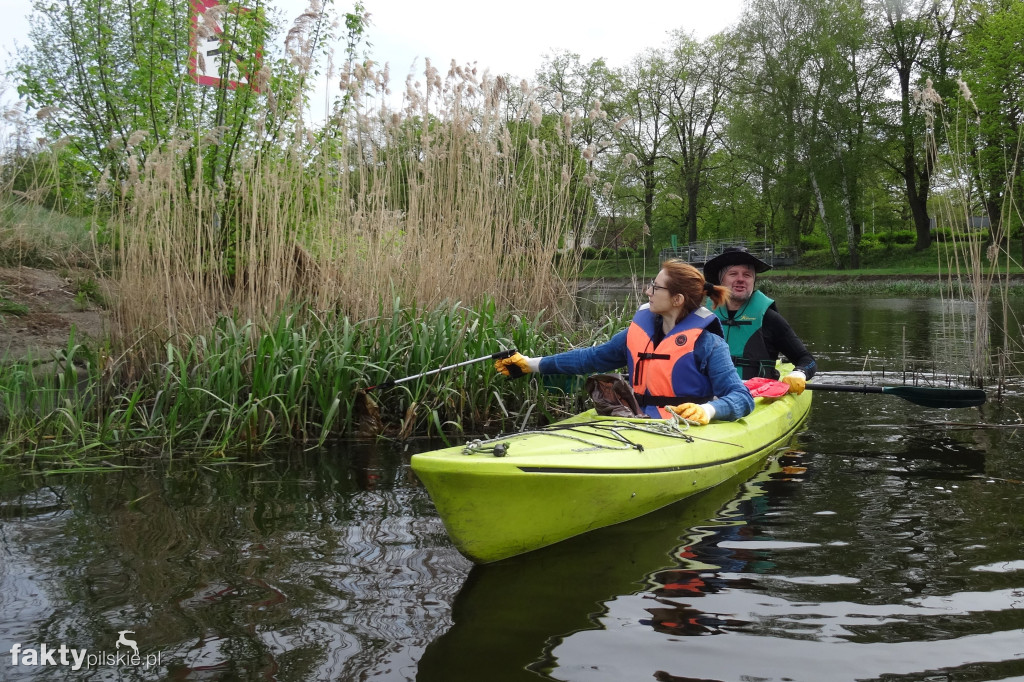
[882,386,987,409]
[803,383,987,408]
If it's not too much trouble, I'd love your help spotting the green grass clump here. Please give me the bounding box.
[0,298,629,469]
[0,293,29,316]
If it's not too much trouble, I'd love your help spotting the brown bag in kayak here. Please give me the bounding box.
[585,373,646,418]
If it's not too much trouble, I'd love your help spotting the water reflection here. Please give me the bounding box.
[531,428,1024,682]
[417,457,793,681]
[0,444,470,681]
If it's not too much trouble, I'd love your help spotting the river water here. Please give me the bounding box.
[1,294,1023,681]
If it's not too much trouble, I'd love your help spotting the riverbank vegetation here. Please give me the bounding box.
[2,0,1022,467]
[0,302,633,469]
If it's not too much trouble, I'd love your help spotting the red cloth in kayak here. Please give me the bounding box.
[743,377,790,398]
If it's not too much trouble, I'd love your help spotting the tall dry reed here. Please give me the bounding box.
[919,78,1023,386]
[114,59,587,359]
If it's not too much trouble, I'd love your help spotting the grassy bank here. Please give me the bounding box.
[579,240,1024,284]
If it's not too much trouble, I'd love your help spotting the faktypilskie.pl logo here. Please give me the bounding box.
[8,630,162,672]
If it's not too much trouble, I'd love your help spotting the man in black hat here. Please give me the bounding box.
[703,246,816,393]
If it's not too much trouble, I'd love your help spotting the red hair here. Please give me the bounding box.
[661,259,731,312]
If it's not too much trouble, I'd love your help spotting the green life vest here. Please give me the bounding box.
[708,290,776,379]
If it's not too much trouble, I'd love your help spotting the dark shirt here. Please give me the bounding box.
[758,307,816,378]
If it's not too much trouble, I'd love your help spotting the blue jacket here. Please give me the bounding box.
[537,309,754,421]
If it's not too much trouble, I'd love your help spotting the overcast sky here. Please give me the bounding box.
[365,0,746,79]
[1,0,745,116]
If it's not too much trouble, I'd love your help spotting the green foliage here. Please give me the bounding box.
[73,277,104,307]
[0,300,594,465]
[0,292,29,317]
[958,1,1024,227]
[858,233,882,250]
[929,227,993,243]
[0,199,101,269]
[502,115,597,247]
[13,0,340,246]
[1,145,88,212]
[800,233,829,252]
[878,230,916,246]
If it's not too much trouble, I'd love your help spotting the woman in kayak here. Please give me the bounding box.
[495,260,754,423]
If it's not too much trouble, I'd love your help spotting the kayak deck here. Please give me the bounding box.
[411,390,812,563]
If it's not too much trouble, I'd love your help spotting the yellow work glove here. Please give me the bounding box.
[781,371,807,395]
[494,352,540,378]
[667,402,715,425]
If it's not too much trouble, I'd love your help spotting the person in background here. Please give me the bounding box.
[494,260,754,424]
[702,246,816,394]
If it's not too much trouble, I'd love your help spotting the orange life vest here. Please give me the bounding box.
[625,306,716,418]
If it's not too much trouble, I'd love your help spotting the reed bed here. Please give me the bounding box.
[113,60,588,363]
[1,54,612,466]
[0,299,631,468]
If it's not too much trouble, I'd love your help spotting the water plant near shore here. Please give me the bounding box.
[0,300,629,468]
[0,57,611,470]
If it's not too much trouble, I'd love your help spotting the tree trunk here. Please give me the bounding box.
[643,166,656,256]
[686,174,699,243]
[810,170,842,268]
[836,141,860,269]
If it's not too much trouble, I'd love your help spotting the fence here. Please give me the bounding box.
[658,240,796,268]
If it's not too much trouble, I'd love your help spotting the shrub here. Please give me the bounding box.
[879,230,916,246]
[799,234,829,252]
[930,227,991,242]
[793,248,836,269]
[859,233,882,249]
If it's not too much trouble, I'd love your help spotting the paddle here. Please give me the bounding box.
[355,349,520,438]
[364,349,519,391]
[743,377,986,409]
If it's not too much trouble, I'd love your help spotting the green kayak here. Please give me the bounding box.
[411,389,812,564]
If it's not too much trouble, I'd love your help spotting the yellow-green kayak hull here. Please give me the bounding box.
[411,391,811,564]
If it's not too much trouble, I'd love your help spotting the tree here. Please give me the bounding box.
[870,0,959,251]
[607,50,674,256]
[14,0,349,256]
[662,31,737,244]
[731,0,819,251]
[801,0,885,268]
[18,0,261,198]
[958,0,1024,243]
[534,51,618,251]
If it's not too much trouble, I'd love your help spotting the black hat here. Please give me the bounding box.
[703,246,772,285]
